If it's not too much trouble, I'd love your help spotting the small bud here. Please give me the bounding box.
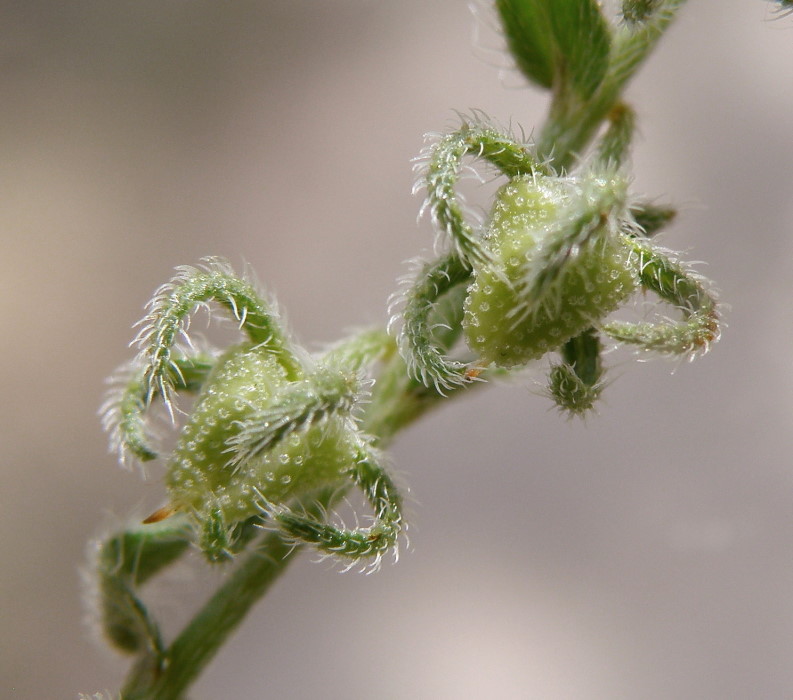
[622,0,662,24]
[548,363,603,415]
[547,328,605,416]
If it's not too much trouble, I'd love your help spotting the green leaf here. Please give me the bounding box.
[96,517,191,654]
[496,0,612,99]
[101,517,191,585]
[496,0,554,90]
[546,0,612,99]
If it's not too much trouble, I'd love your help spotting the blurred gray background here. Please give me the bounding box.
[3,1,793,697]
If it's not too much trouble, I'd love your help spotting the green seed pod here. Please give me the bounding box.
[463,174,637,367]
[165,344,360,531]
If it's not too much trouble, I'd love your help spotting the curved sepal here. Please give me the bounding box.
[261,445,404,571]
[101,353,215,467]
[419,120,538,270]
[133,258,301,416]
[394,253,473,392]
[629,201,676,237]
[513,172,630,316]
[603,237,720,357]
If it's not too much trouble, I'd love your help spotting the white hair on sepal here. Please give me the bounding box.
[225,366,366,471]
[412,111,536,259]
[100,356,151,470]
[129,256,301,421]
[389,253,473,393]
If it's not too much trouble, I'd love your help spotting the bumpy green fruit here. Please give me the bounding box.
[166,344,358,525]
[463,175,637,367]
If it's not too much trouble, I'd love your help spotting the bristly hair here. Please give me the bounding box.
[411,111,540,268]
[602,238,722,359]
[130,257,295,420]
[389,253,473,393]
[225,366,367,469]
[100,356,159,469]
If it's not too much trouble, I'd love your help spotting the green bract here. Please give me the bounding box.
[103,259,404,565]
[399,120,720,414]
[463,174,637,367]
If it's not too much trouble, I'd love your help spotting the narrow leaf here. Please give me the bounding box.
[547,0,612,99]
[496,0,554,90]
[497,0,611,99]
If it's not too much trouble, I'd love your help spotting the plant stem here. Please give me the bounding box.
[115,5,693,694]
[118,350,454,699]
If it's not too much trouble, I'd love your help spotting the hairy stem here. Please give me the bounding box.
[109,4,699,696]
[118,346,457,698]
